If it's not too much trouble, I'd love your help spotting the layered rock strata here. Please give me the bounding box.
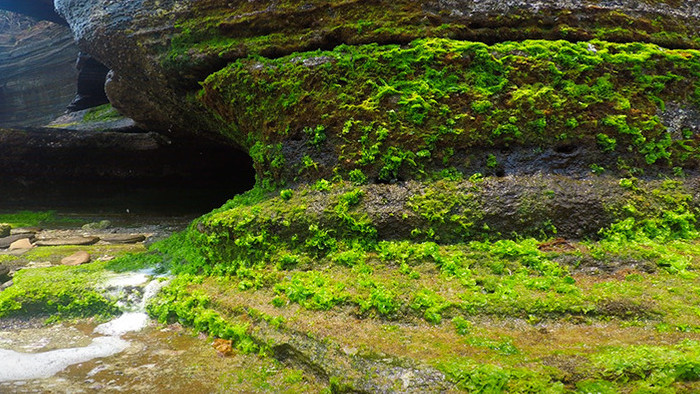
[0,15,78,127]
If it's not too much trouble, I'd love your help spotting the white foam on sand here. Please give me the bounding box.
[0,337,129,382]
[94,312,150,337]
[101,270,153,288]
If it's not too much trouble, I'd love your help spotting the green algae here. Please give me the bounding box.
[82,104,122,123]
[199,39,700,184]
[166,0,700,78]
[0,248,154,321]
[0,211,68,228]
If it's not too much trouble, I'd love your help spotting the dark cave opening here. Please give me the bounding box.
[0,128,257,216]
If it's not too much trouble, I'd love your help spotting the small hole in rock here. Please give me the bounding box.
[554,144,577,154]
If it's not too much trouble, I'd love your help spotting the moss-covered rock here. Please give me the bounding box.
[200,39,700,183]
[53,0,700,140]
[39,1,700,391]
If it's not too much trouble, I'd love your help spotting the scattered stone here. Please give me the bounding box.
[61,251,91,266]
[538,238,575,252]
[35,236,100,247]
[10,227,41,235]
[0,234,34,249]
[212,338,233,357]
[0,223,10,237]
[82,220,112,230]
[0,280,13,291]
[9,238,34,251]
[101,234,146,244]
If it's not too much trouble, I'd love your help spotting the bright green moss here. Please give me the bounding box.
[200,39,700,184]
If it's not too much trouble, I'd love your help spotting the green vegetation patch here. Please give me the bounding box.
[82,104,123,123]
[138,202,700,391]
[0,211,72,228]
[0,252,155,322]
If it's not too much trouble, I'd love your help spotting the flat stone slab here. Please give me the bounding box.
[0,234,35,249]
[8,238,33,251]
[34,236,99,247]
[61,251,91,266]
[10,227,41,235]
[101,234,146,244]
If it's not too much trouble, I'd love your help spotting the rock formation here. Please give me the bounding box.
[46,0,700,238]
[0,12,78,127]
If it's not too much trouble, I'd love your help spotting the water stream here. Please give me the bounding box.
[0,269,169,383]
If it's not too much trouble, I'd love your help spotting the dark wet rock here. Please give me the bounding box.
[558,254,658,275]
[597,299,656,319]
[0,234,35,249]
[66,52,110,112]
[61,251,91,266]
[35,236,100,247]
[0,263,10,282]
[101,234,146,244]
[0,223,9,237]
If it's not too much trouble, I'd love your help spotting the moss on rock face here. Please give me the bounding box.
[199,38,700,184]
[167,0,700,82]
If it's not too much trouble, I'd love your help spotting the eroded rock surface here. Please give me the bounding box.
[0,14,78,127]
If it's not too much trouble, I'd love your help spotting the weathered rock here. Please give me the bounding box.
[82,220,112,231]
[8,238,33,251]
[60,251,91,266]
[101,234,146,244]
[0,14,78,127]
[35,236,99,247]
[0,234,35,249]
[10,227,41,235]
[0,223,10,237]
